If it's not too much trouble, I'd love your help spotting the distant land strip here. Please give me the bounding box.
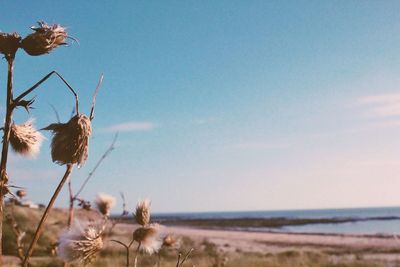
[114,216,400,229]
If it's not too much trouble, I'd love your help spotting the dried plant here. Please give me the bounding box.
[9,119,43,157]
[0,32,21,58]
[135,199,151,226]
[58,220,104,265]
[15,189,27,199]
[133,224,162,255]
[43,114,92,167]
[20,21,69,56]
[5,207,26,262]
[162,234,179,249]
[95,192,116,217]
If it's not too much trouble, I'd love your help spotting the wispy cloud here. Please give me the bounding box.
[358,93,400,118]
[103,121,157,132]
[231,142,290,150]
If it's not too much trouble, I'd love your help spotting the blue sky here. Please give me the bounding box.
[1,1,400,213]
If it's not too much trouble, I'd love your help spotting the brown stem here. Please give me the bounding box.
[13,71,79,115]
[22,164,74,267]
[134,242,141,267]
[7,204,24,262]
[62,179,75,267]
[110,239,134,267]
[0,55,16,265]
[67,179,74,228]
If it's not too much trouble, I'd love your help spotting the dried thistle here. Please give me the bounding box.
[95,192,116,216]
[162,234,179,248]
[9,119,44,157]
[20,21,68,56]
[133,224,161,254]
[0,32,21,57]
[58,220,104,265]
[16,189,27,199]
[135,199,151,226]
[43,114,91,167]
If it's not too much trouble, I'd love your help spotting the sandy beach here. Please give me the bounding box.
[155,225,400,263]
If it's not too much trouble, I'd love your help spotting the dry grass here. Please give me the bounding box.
[3,205,400,267]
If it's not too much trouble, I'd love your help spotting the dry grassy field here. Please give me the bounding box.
[3,204,400,267]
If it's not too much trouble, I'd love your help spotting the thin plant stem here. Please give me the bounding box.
[67,179,74,228]
[111,238,135,267]
[157,252,161,267]
[13,71,79,115]
[134,242,141,267]
[22,164,74,267]
[0,55,16,264]
[6,203,25,262]
[74,133,118,198]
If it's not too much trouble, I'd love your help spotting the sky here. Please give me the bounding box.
[1,1,400,213]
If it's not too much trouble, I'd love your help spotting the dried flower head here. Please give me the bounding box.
[21,21,68,56]
[10,119,44,157]
[162,234,179,248]
[133,224,161,254]
[43,114,91,166]
[95,192,116,216]
[58,220,104,265]
[135,199,151,226]
[16,189,27,199]
[0,32,21,57]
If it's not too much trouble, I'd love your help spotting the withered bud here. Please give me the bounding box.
[16,189,27,199]
[0,32,21,57]
[43,114,91,167]
[162,234,178,248]
[21,21,68,56]
[135,199,151,226]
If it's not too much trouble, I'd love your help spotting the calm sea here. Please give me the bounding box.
[153,207,400,235]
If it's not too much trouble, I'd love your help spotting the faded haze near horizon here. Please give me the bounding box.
[1,1,400,213]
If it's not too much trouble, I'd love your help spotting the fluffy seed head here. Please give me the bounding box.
[0,32,21,57]
[133,224,161,254]
[58,220,104,265]
[21,21,68,56]
[94,192,116,216]
[10,119,44,157]
[135,199,151,226]
[43,114,91,167]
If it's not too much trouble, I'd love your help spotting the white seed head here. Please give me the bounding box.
[58,220,104,265]
[135,199,151,226]
[10,119,44,157]
[133,224,162,255]
[94,192,116,216]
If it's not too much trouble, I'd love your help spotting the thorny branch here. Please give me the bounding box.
[13,71,79,115]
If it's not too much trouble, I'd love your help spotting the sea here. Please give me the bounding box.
[153,207,400,235]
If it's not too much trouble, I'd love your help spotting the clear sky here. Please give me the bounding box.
[1,1,400,213]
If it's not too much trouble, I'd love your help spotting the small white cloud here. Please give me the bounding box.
[103,121,157,132]
[358,93,400,118]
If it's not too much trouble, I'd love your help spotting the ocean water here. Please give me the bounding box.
[154,207,400,235]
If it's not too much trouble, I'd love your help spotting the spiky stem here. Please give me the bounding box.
[0,54,16,265]
[22,164,74,266]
